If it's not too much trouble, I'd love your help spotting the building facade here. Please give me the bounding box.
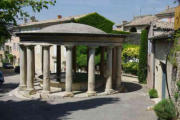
[147,7,175,99]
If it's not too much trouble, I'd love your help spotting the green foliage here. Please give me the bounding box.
[122,44,139,75]
[122,62,138,75]
[176,81,180,91]
[0,0,56,45]
[76,46,101,68]
[76,46,87,67]
[75,12,114,33]
[168,30,180,67]
[154,99,176,120]
[111,30,130,34]
[138,29,148,83]
[174,92,179,102]
[148,89,158,98]
[122,44,139,61]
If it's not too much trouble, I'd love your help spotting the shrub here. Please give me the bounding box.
[148,89,158,98]
[177,81,180,91]
[122,62,138,75]
[122,44,139,75]
[154,99,176,120]
[138,29,148,83]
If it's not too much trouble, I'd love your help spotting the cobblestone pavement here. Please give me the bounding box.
[0,71,157,120]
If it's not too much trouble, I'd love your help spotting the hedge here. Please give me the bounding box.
[138,29,148,83]
[75,12,114,33]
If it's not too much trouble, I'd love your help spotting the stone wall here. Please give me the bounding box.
[154,40,173,99]
[124,33,141,45]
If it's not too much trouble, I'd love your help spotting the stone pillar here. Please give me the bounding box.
[87,46,96,96]
[73,46,76,74]
[116,46,122,90]
[105,47,114,94]
[86,47,89,73]
[112,48,117,89]
[56,45,61,82]
[42,46,50,94]
[42,47,44,73]
[19,45,27,90]
[64,45,74,97]
[100,47,105,77]
[26,45,35,93]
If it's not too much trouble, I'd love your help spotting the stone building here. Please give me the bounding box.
[116,15,157,33]
[8,13,107,74]
[147,7,174,99]
[116,6,175,33]
[16,23,125,97]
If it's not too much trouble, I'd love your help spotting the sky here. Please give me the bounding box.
[24,0,177,25]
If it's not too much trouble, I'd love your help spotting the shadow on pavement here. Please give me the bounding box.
[0,97,119,120]
[0,83,18,94]
[0,68,19,77]
[121,82,142,93]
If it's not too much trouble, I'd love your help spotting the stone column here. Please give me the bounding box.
[116,46,122,90]
[86,47,89,73]
[87,46,96,96]
[105,46,114,94]
[26,45,35,93]
[112,48,117,89]
[73,46,76,74]
[42,46,51,94]
[19,45,27,90]
[64,45,74,97]
[100,47,105,77]
[56,45,61,82]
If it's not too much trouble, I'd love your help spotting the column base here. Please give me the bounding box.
[25,88,36,95]
[115,85,122,91]
[18,85,27,91]
[87,91,97,97]
[63,92,74,97]
[40,91,50,99]
[41,90,50,94]
[105,89,117,95]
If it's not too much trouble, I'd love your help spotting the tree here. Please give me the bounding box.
[0,0,56,45]
[138,29,148,83]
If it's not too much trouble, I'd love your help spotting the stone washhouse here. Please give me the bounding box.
[16,23,126,98]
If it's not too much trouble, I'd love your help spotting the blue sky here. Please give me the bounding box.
[25,0,177,24]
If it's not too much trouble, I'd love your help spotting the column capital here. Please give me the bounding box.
[26,45,35,49]
[41,45,51,47]
[65,45,74,49]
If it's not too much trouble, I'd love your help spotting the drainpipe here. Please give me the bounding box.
[165,40,172,99]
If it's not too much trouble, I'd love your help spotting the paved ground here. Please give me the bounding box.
[0,70,157,120]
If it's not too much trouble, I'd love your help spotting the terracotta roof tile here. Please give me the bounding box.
[125,15,158,26]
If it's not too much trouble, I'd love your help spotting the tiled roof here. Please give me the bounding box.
[149,21,174,40]
[149,31,174,40]
[125,15,158,27]
[156,7,175,16]
[153,21,174,30]
[39,23,106,34]
[16,13,93,28]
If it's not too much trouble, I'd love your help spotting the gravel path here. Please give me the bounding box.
[0,71,157,120]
